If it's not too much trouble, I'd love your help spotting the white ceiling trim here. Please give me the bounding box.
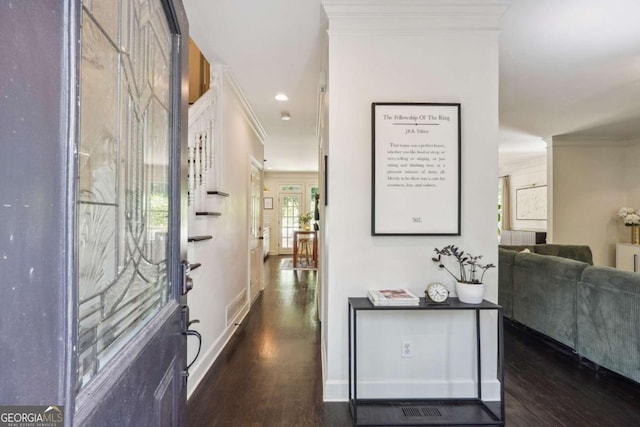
[323,0,510,33]
[551,137,640,147]
[223,69,267,143]
[325,20,504,35]
[322,0,511,17]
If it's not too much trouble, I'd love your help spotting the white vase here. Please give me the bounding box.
[455,282,485,304]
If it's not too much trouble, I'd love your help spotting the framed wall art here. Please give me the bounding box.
[516,185,547,220]
[263,197,273,210]
[371,103,461,235]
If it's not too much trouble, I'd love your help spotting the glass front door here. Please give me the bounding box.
[73,0,188,424]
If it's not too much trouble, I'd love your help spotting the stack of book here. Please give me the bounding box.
[367,288,420,306]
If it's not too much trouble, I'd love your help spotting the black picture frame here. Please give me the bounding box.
[371,102,461,236]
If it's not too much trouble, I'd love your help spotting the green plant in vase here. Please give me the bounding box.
[432,245,495,304]
[298,211,313,230]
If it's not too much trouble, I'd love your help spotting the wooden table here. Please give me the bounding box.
[293,230,317,268]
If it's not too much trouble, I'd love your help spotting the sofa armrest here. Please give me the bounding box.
[577,266,640,382]
[513,252,589,349]
[498,248,517,318]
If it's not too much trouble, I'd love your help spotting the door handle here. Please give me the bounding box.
[634,254,637,272]
[181,260,193,295]
[185,328,202,370]
[181,305,202,371]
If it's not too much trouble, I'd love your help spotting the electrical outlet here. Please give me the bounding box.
[401,340,413,358]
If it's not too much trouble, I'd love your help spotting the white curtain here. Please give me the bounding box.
[500,175,511,232]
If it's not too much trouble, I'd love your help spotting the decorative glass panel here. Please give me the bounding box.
[279,184,303,193]
[77,0,172,392]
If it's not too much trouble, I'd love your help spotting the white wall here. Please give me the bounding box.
[322,1,505,402]
[550,139,631,266]
[264,133,319,172]
[186,70,264,398]
[263,171,319,255]
[499,154,547,231]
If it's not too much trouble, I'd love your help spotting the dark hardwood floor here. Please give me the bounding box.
[187,256,640,426]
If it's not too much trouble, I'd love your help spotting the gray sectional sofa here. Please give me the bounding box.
[499,244,640,383]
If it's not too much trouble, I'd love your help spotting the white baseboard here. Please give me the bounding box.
[186,304,250,399]
[323,378,501,402]
[324,379,348,402]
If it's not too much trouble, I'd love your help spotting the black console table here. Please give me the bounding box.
[348,297,504,426]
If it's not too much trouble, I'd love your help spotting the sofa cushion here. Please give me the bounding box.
[513,252,589,349]
[577,266,640,382]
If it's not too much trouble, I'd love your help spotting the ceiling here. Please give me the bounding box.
[184,0,640,171]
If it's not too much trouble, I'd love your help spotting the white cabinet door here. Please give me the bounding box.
[263,227,270,258]
[616,244,640,272]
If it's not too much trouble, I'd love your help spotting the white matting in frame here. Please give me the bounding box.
[372,103,461,235]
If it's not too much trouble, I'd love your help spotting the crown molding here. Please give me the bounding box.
[223,68,267,143]
[551,136,640,147]
[322,0,510,34]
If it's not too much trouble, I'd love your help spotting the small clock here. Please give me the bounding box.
[425,282,449,304]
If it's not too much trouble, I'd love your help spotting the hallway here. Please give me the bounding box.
[188,256,640,427]
[187,256,350,426]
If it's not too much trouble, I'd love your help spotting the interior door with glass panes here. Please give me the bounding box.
[278,193,302,255]
[73,0,189,425]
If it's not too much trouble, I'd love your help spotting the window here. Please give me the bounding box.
[77,0,172,391]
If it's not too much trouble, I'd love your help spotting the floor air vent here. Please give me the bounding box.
[421,407,442,417]
[402,407,442,417]
[402,407,422,417]
[226,289,248,327]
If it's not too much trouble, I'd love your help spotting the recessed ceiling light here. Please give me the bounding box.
[281,111,291,121]
[275,93,288,101]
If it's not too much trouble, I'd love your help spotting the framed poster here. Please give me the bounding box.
[516,185,547,220]
[372,103,461,235]
[263,197,273,210]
